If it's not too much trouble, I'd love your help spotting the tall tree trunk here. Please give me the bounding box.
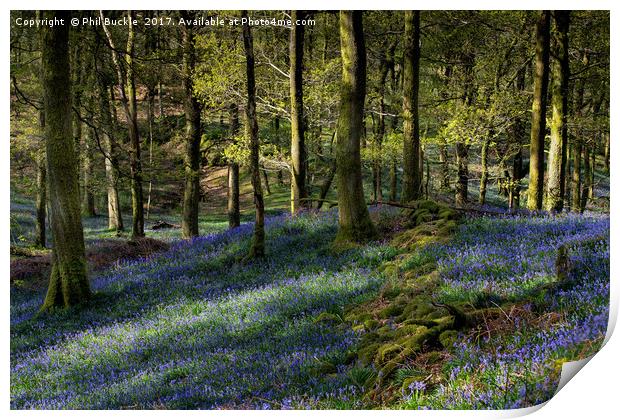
[97,74,123,232]
[401,11,422,203]
[510,149,523,209]
[290,10,308,213]
[439,143,450,191]
[389,162,397,201]
[581,145,591,212]
[455,54,475,206]
[145,89,155,221]
[571,139,582,212]
[374,49,390,203]
[181,13,202,239]
[334,11,376,244]
[102,10,144,238]
[227,103,240,228]
[527,11,551,210]
[72,44,83,194]
[35,109,46,248]
[126,15,144,237]
[455,143,469,206]
[479,138,490,205]
[82,128,96,217]
[242,11,265,258]
[589,147,595,199]
[40,10,90,311]
[546,11,570,212]
[571,59,586,212]
[604,133,609,173]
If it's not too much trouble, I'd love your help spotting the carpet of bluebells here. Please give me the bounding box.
[400,213,610,409]
[10,209,398,409]
[10,208,610,410]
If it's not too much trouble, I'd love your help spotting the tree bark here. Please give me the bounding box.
[334,11,376,244]
[604,133,609,173]
[546,11,570,212]
[181,13,202,239]
[242,11,265,258]
[35,109,47,248]
[401,11,422,203]
[479,138,490,205]
[290,10,308,213]
[82,127,96,217]
[580,145,591,212]
[97,74,123,232]
[527,11,551,210]
[455,142,469,207]
[40,10,90,311]
[227,102,240,228]
[571,139,582,212]
[101,10,144,238]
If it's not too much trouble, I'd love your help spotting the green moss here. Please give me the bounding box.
[439,330,458,348]
[357,343,381,366]
[364,319,380,330]
[417,200,440,213]
[379,302,406,318]
[375,343,402,364]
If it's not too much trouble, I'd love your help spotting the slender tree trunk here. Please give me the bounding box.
[262,168,271,195]
[82,128,96,217]
[479,138,490,205]
[527,11,551,210]
[439,143,450,191]
[571,61,586,212]
[127,16,144,237]
[580,145,591,212]
[455,143,469,206]
[374,50,389,203]
[146,89,155,221]
[102,11,144,237]
[401,11,422,203]
[455,54,475,206]
[242,11,265,258]
[227,103,240,228]
[604,133,610,173]
[565,145,572,209]
[571,140,582,212]
[510,149,523,209]
[290,10,308,213]
[35,109,46,248]
[40,10,90,311]
[334,11,376,244]
[389,162,397,201]
[181,14,202,239]
[546,11,570,212]
[589,147,595,199]
[97,75,123,232]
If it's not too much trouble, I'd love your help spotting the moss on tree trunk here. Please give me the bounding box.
[334,11,376,245]
[40,10,90,311]
[401,11,422,203]
[527,11,551,210]
[242,11,266,258]
[227,103,240,229]
[290,10,308,214]
[181,13,202,239]
[546,11,570,212]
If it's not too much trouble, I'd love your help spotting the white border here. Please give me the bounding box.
[2,2,617,419]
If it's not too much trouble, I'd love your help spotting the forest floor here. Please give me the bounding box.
[9,192,610,409]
